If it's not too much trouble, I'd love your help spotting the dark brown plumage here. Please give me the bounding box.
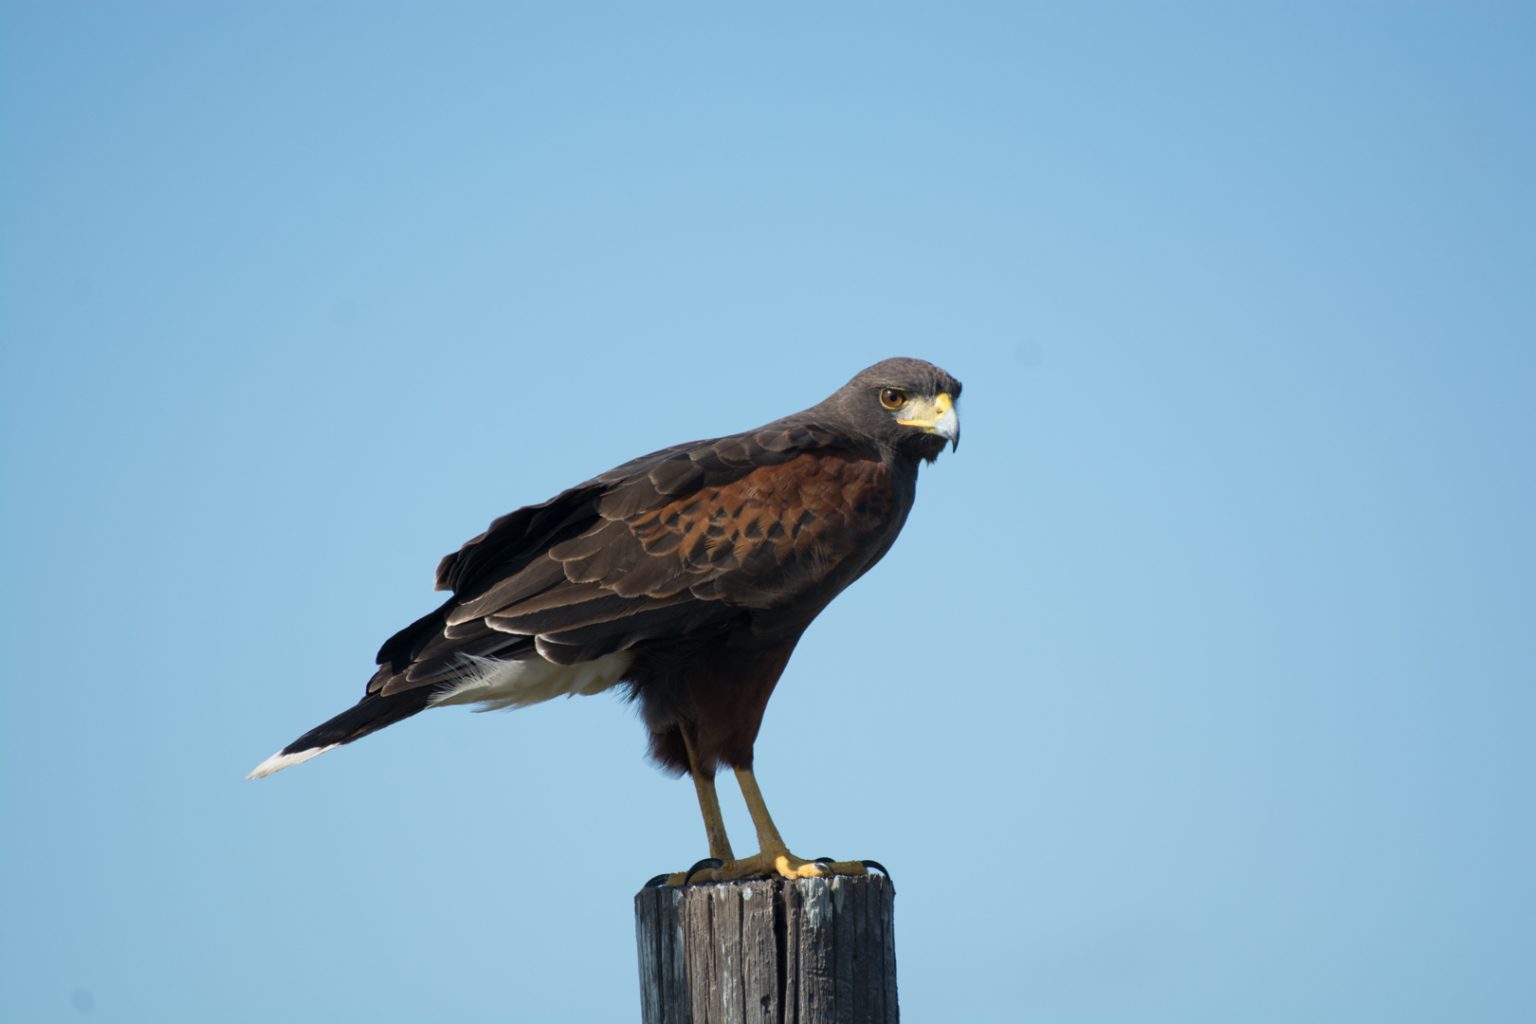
[249,357,960,881]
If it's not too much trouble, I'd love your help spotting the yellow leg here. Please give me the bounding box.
[683,767,867,883]
[681,725,734,862]
[734,766,788,854]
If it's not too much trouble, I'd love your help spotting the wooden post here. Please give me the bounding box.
[635,874,898,1024]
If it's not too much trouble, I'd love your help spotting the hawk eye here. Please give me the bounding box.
[878,388,908,410]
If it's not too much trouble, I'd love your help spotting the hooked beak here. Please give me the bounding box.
[897,392,960,451]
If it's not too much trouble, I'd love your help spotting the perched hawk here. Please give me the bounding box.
[249,357,961,882]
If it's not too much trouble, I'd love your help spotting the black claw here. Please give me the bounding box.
[643,873,672,889]
[684,857,724,884]
[813,856,835,865]
[860,859,891,879]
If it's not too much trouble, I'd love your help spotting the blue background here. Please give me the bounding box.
[2,3,1532,1022]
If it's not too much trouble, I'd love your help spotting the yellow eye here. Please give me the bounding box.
[879,387,908,410]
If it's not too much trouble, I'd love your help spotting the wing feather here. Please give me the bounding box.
[377,421,899,696]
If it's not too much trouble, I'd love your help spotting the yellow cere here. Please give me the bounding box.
[896,391,954,428]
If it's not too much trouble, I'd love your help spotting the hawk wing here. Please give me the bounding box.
[367,422,906,700]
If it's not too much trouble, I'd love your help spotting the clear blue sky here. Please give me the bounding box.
[2,3,1532,1022]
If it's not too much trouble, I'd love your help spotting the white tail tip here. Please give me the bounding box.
[246,743,339,780]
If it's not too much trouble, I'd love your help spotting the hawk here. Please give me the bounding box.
[249,357,961,882]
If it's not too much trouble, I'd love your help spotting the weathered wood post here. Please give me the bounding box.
[635,874,898,1024]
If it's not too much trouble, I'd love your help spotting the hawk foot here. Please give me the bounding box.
[662,850,869,885]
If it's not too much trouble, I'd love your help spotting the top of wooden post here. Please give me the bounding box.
[636,874,898,1024]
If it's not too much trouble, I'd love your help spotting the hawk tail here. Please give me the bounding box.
[245,690,432,779]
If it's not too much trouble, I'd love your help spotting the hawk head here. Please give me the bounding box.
[826,357,962,463]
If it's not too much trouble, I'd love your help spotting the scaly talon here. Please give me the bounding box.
[685,857,724,884]
[860,859,891,879]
